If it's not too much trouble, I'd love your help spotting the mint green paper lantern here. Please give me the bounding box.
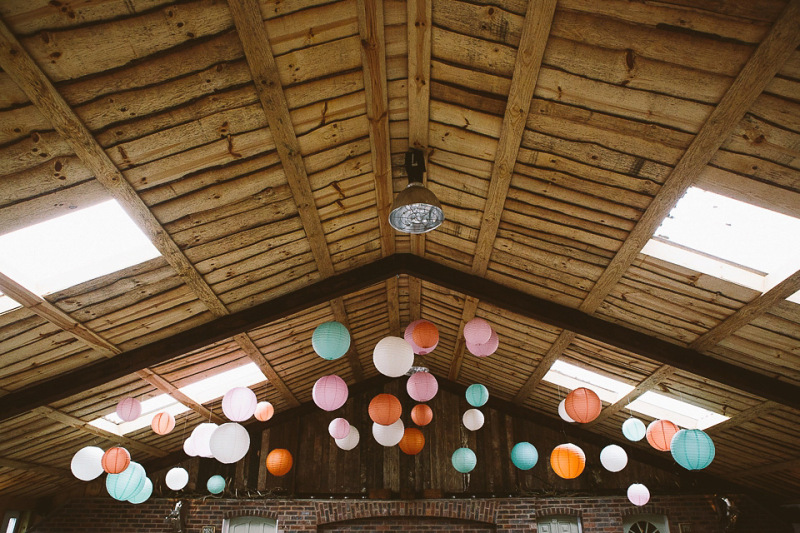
[312,321,351,360]
[106,462,146,501]
[465,384,489,407]
[622,417,646,442]
[452,447,477,473]
[511,442,538,470]
[671,429,715,470]
[127,477,153,504]
[207,474,226,494]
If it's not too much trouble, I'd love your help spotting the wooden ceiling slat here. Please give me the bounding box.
[583,365,675,429]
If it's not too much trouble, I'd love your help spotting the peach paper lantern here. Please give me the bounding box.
[116,397,142,422]
[411,404,433,426]
[406,371,438,402]
[102,447,131,474]
[151,412,175,435]
[254,401,274,422]
[412,320,439,349]
[404,320,438,355]
[266,448,293,476]
[550,443,586,479]
[463,318,492,345]
[398,428,425,455]
[646,420,680,451]
[564,387,602,423]
[369,393,402,425]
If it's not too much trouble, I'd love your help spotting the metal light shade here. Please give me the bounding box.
[389,148,444,234]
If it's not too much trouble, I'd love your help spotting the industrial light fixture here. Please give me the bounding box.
[388,148,444,234]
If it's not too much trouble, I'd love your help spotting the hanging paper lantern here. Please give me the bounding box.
[106,462,146,501]
[462,409,484,431]
[254,401,274,422]
[151,412,175,435]
[467,328,499,357]
[207,474,226,494]
[102,447,131,474]
[71,446,105,481]
[312,374,349,411]
[411,404,433,426]
[209,423,251,464]
[671,429,715,470]
[465,384,489,407]
[266,449,293,476]
[312,321,351,360]
[404,320,438,355]
[452,447,477,473]
[373,336,414,377]
[191,422,218,458]
[222,387,257,422]
[165,467,189,491]
[600,444,628,472]
[646,420,680,451]
[328,418,351,440]
[511,442,539,470]
[398,428,425,455]
[335,425,360,450]
[116,397,142,422]
[373,419,405,447]
[464,318,492,345]
[183,436,198,457]
[622,418,646,442]
[411,320,439,349]
[627,483,650,506]
[550,443,586,479]
[564,387,602,423]
[407,371,438,402]
[558,399,575,423]
[368,393,402,425]
[128,477,153,504]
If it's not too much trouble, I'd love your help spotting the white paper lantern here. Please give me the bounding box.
[191,422,218,458]
[165,467,189,491]
[335,425,360,450]
[116,397,142,422]
[462,409,485,431]
[373,336,414,377]
[183,436,198,457]
[558,399,575,423]
[70,446,105,481]
[222,387,257,422]
[627,483,650,506]
[329,418,351,440]
[600,444,628,472]
[209,422,251,464]
[372,419,404,447]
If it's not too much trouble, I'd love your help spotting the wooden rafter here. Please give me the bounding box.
[513,330,576,405]
[731,456,800,478]
[447,296,478,381]
[134,368,224,424]
[0,457,71,480]
[706,400,780,436]
[582,365,675,428]
[233,333,300,407]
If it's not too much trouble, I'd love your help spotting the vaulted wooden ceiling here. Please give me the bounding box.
[0,0,799,502]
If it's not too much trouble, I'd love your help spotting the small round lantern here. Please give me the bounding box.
[622,418,646,441]
[312,374,349,411]
[411,404,433,426]
[328,418,351,440]
[558,399,575,423]
[254,401,274,422]
[452,447,477,473]
[191,422,218,458]
[404,320,438,355]
[368,393,402,425]
[564,387,602,423]
[464,318,492,345]
[627,483,650,506]
[183,436,198,457]
[165,467,189,491]
[671,429,715,470]
[209,422,251,464]
[465,384,489,407]
[312,321,351,360]
[151,412,175,435]
[462,409,484,431]
[116,397,142,422]
[335,425,360,450]
[102,447,131,474]
[511,442,539,470]
[128,477,153,504]
[266,449,293,476]
[550,443,586,479]
[373,336,414,377]
[106,462,146,501]
[222,387,257,422]
[646,420,680,451]
[600,444,628,472]
[467,328,499,357]
[71,446,104,481]
[373,419,404,447]
[411,320,439,349]
[398,428,425,455]
[407,371,438,402]
[207,474,226,494]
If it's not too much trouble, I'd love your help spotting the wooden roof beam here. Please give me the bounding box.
[446,296,478,381]
[0,457,71,480]
[134,368,225,425]
[706,400,780,436]
[513,330,576,404]
[233,333,300,407]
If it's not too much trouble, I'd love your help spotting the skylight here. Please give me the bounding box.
[0,292,19,315]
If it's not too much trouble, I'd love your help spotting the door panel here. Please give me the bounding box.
[226,517,276,533]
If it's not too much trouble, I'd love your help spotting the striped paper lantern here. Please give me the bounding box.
[116,397,141,422]
[151,412,175,435]
[312,375,349,411]
[368,393,402,425]
[564,387,602,423]
[102,447,130,474]
[646,420,680,451]
[550,443,585,479]
[312,321,350,360]
[670,429,715,470]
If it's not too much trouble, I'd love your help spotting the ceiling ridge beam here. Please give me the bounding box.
[0,456,71,480]
[232,333,301,407]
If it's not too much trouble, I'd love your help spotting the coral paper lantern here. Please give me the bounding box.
[71,446,104,481]
[128,477,153,504]
[116,397,141,422]
[106,462,146,501]
[399,428,425,455]
[462,409,484,431]
[329,418,351,440]
[368,393,402,425]
[411,404,433,426]
[373,336,414,377]
[550,443,586,479]
[266,449,293,476]
[191,422,218,458]
[407,371,438,402]
[222,387,257,422]
[465,383,489,407]
[404,320,438,355]
[558,399,575,423]
[165,467,189,491]
[335,425,360,450]
[254,401,274,422]
[564,387,602,423]
[452,447,477,473]
[312,321,351,360]
[207,474,226,494]
[600,444,628,472]
[209,422,251,464]
[622,418,647,442]
[466,328,499,357]
[464,318,492,345]
[671,429,715,470]
[646,420,680,451]
[102,447,131,474]
[312,374,349,411]
[627,483,650,506]
[411,320,439,349]
[373,419,405,447]
[511,442,539,470]
[151,412,175,435]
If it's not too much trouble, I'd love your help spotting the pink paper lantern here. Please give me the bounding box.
[406,371,438,402]
[328,418,351,439]
[222,387,257,422]
[312,375,349,411]
[116,397,142,422]
[466,328,499,357]
[627,483,650,506]
[404,320,438,355]
[464,318,492,345]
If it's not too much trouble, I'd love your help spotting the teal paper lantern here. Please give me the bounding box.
[511,442,538,470]
[106,462,146,501]
[207,474,226,494]
[312,321,351,360]
[671,429,715,470]
[127,477,153,504]
[466,384,489,407]
[452,447,477,473]
[622,417,646,442]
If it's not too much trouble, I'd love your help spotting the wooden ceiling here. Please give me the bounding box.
[0,0,799,502]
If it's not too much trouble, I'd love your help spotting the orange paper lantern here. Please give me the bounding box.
[564,387,602,423]
[411,320,439,349]
[151,412,175,435]
[266,448,293,476]
[369,394,402,425]
[102,447,131,474]
[646,420,680,451]
[254,401,274,422]
[398,428,425,455]
[550,443,585,479]
[411,404,433,426]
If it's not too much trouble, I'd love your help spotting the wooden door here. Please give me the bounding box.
[224,516,276,533]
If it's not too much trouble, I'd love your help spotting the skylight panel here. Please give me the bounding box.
[0,293,20,315]
[544,360,634,404]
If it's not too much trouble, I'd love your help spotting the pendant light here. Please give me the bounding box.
[388,148,444,233]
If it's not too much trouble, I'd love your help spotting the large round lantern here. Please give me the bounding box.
[222,387,257,422]
[464,318,492,345]
[412,320,439,349]
[328,418,351,440]
[646,420,680,451]
[373,336,414,377]
[191,422,218,458]
[116,397,142,422]
[671,429,715,470]
[411,404,433,426]
[106,462,146,501]
[465,384,489,407]
[207,474,225,494]
[312,374,349,411]
[404,320,438,355]
[312,321,351,360]
[467,328,499,357]
[511,442,539,470]
[627,483,650,506]
[564,388,602,423]
[600,444,628,472]
[368,393,402,425]
[550,444,586,479]
[335,425,360,450]
[128,477,153,504]
[399,428,425,455]
[373,419,404,447]
[266,449,293,476]
[254,401,274,422]
[165,467,189,491]
[558,399,575,423]
[622,418,646,441]
[71,446,104,481]
[462,409,484,431]
[209,423,250,464]
[102,447,131,474]
[151,412,175,435]
[407,371,438,402]
[452,447,477,473]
